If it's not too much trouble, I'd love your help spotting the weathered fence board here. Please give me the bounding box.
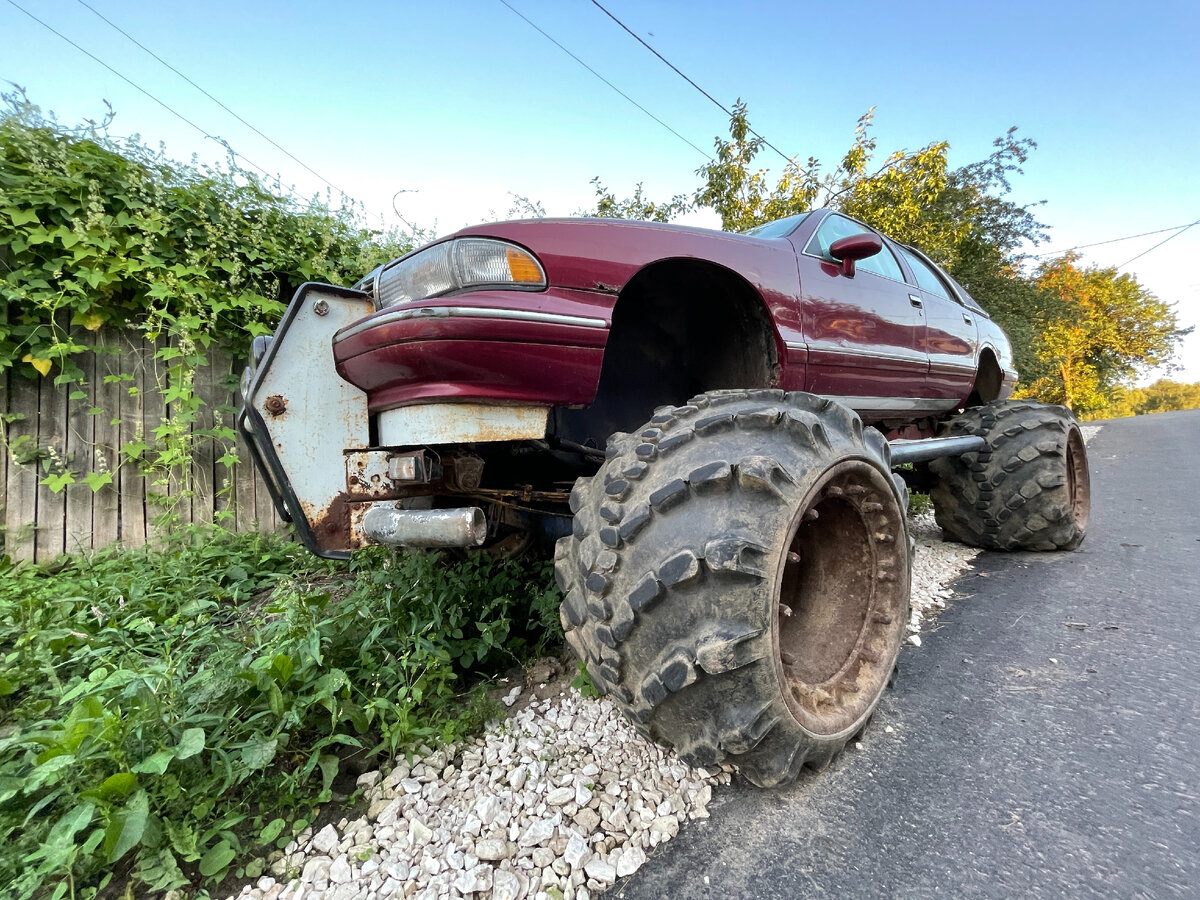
[35,363,67,560]
[1,330,286,563]
[64,330,96,554]
[116,331,147,549]
[5,369,39,561]
[93,331,122,550]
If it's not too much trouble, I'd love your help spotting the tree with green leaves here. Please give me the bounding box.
[1095,380,1200,419]
[1132,379,1200,415]
[1019,256,1187,414]
[583,177,689,223]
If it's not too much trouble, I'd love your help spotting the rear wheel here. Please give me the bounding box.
[930,401,1090,551]
[555,390,911,787]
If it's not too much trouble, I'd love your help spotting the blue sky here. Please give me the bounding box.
[3,0,1198,380]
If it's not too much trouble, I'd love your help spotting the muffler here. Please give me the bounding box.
[361,504,488,548]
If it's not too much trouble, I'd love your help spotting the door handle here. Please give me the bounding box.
[908,294,923,308]
[962,313,973,325]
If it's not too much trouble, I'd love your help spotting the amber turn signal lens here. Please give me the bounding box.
[506,247,544,283]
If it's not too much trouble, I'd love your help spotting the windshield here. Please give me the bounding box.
[741,212,809,238]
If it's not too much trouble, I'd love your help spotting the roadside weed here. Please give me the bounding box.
[0,527,560,898]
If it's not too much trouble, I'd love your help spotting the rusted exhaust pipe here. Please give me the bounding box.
[362,505,488,548]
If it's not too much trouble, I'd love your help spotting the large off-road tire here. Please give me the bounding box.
[929,400,1091,551]
[555,390,912,787]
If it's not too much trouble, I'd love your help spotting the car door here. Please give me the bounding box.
[896,245,978,402]
[789,212,927,408]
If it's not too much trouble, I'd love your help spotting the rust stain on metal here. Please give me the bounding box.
[304,491,355,550]
[344,450,435,500]
[264,394,287,416]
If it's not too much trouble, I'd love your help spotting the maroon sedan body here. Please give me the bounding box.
[240,209,1016,557]
[332,210,1014,423]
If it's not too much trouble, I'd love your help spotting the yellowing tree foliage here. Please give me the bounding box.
[1020,256,1185,415]
[1094,380,1200,419]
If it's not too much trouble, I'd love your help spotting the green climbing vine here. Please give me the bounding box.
[0,90,423,500]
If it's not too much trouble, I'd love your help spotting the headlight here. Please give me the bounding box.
[374,238,546,309]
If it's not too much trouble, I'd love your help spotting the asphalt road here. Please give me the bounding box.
[613,409,1200,899]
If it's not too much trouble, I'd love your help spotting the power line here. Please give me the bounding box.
[72,0,350,199]
[1116,219,1199,269]
[496,0,710,160]
[5,0,274,180]
[1033,221,1200,259]
[589,0,796,169]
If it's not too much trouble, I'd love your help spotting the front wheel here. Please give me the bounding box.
[555,390,911,787]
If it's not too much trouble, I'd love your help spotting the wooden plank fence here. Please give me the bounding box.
[1,328,285,563]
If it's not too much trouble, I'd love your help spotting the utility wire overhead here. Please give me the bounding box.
[72,0,351,201]
[5,0,277,180]
[496,0,711,160]
[589,0,797,169]
[1116,219,1199,270]
[1033,221,1200,259]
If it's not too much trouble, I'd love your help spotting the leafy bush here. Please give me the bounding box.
[0,90,418,381]
[0,528,560,899]
[908,491,932,516]
[0,90,426,501]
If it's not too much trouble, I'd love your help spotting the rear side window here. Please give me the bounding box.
[804,214,905,282]
[898,247,953,301]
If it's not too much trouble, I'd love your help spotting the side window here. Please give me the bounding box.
[804,215,904,282]
[898,247,953,301]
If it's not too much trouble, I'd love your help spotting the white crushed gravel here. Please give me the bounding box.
[222,427,1107,900]
[907,510,980,643]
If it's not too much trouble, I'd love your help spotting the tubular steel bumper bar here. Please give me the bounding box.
[888,435,987,466]
[361,505,487,548]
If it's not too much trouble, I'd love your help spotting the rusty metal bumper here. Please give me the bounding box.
[238,282,375,559]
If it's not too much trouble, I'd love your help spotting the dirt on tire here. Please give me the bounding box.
[930,400,1091,551]
[554,390,911,787]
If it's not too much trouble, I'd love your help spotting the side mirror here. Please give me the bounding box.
[828,233,883,277]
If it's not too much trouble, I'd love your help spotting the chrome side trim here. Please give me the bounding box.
[809,344,925,365]
[821,395,960,412]
[928,360,982,373]
[334,305,608,342]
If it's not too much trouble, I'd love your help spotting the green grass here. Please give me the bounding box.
[0,526,561,899]
[909,491,932,516]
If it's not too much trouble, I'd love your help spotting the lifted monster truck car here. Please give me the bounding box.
[238,209,1091,786]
